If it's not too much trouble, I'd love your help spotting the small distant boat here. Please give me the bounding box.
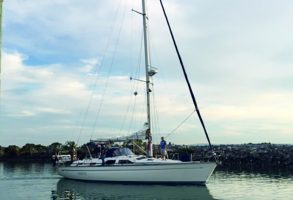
[58,0,217,185]
[52,154,71,166]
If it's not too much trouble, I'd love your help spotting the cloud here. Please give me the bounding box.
[1,0,293,146]
[2,51,88,117]
[80,58,100,73]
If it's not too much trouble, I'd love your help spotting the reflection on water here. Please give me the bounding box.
[209,170,293,200]
[55,178,217,200]
[0,162,59,200]
[1,162,293,200]
[1,162,56,179]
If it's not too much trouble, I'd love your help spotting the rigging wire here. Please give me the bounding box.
[127,94,137,134]
[119,31,144,135]
[90,1,128,140]
[76,0,123,145]
[119,88,134,134]
[159,0,214,151]
[128,75,147,135]
[164,109,195,139]
[150,77,161,139]
[133,141,147,155]
[120,2,145,135]
[119,0,137,135]
[125,10,149,135]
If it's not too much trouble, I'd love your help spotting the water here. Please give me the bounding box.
[0,162,292,200]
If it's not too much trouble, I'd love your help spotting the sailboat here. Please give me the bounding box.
[58,0,217,185]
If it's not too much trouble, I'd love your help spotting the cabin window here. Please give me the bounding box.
[136,156,146,160]
[118,160,133,164]
[105,160,116,165]
[105,147,134,157]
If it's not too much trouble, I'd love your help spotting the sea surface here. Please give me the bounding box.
[0,162,292,200]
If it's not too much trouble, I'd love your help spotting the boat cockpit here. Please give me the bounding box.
[66,146,181,167]
[68,147,139,167]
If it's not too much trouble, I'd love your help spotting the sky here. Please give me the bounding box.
[0,0,292,147]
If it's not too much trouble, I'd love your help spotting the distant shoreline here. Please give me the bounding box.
[0,158,51,163]
[1,142,292,170]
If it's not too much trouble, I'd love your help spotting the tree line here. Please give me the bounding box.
[0,140,149,162]
[0,141,77,162]
[0,140,206,162]
[1,142,292,171]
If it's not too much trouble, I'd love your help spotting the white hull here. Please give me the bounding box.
[58,162,217,185]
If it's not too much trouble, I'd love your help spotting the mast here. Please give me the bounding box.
[141,0,153,157]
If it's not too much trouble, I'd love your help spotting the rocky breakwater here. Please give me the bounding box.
[188,143,293,170]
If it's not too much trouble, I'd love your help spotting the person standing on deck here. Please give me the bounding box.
[160,137,167,160]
